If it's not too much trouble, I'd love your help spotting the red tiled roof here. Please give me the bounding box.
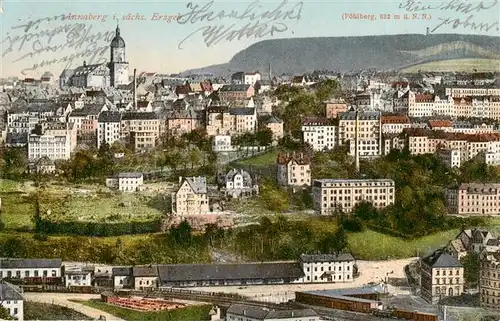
[405,128,500,142]
[392,82,408,88]
[381,115,410,124]
[277,152,311,165]
[301,117,332,126]
[415,94,435,103]
[428,120,452,128]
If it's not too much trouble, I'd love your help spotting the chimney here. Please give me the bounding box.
[133,68,137,110]
[291,311,295,317]
[243,310,246,316]
[179,176,183,184]
[83,60,86,67]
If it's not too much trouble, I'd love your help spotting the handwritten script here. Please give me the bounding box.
[399,0,499,33]
[1,14,114,75]
[177,0,303,49]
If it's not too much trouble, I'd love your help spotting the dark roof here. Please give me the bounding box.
[220,84,251,92]
[117,172,143,178]
[112,267,132,276]
[157,262,304,282]
[110,26,125,48]
[422,249,462,268]
[339,111,380,120]
[133,266,158,277]
[229,107,255,116]
[300,253,355,263]
[121,112,158,120]
[98,111,121,123]
[0,258,62,269]
[227,304,317,319]
[0,282,23,301]
[301,285,385,298]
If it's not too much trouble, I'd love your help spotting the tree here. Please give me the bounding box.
[0,306,13,320]
[460,252,480,286]
[188,148,203,169]
[1,147,27,179]
[259,182,289,212]
[315,79,341,102]
[255,128,273,146]
[169,220,192,245]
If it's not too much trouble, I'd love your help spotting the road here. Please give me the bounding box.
[23,293,125,321]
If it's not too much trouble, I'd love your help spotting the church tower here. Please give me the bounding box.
[109,24,129,87]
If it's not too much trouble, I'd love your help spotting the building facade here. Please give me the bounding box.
[301,117,336,151]
[0,282,23,321]
[226,304,319,321]
[276,153,311,187]
[420,249,464,304]
[28,133,72,161]
[171,176,210,216]
[299,253,355,283]
[97,111,122,149]
[479,251,500,310]
[0,258,62,280]
[446,183,500,216]
[312,179,395,215]
[106,172,144,192]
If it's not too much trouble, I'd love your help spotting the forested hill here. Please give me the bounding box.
[183,34,500,75]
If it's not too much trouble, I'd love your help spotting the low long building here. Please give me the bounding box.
[0,258,62,280]
[112,253,356,289]
[312,179,395,215]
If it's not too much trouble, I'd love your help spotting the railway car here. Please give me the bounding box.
[295,291,382,313]
[69,285,93,293]
[392,309,438,321]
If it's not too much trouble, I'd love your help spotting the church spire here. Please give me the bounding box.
[115,19,120,36]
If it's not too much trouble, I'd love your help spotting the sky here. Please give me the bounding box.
[0,0,499,78]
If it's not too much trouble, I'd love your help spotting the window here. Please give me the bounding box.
[34,270,39,277]
[25,271,29,277]
[52,270,57,277]
[43,270,48,277]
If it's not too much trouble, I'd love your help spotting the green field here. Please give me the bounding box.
[401,59,500,73]
[348,229,459,260]
[73,300,211,321]
[0,180,171,230]
[235,150,278,166]
[24,302,91,320]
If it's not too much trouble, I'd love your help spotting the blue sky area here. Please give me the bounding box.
[0,0,499,77]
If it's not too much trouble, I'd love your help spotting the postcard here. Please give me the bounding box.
[0,1,499,321]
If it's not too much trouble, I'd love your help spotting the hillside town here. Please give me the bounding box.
[0,26,500,321]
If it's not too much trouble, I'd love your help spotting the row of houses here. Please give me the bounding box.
[0,253,356,291]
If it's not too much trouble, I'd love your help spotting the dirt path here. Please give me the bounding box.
[24,293,125,321]
[188,257,418,301]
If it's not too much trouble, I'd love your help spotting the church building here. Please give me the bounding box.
[59,25,130,89]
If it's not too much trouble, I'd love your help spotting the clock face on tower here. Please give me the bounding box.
[113,48,125,62]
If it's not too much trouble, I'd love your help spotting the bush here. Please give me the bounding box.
[33,233,48,241]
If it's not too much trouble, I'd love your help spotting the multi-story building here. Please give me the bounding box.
[226,304,319,321]
[264,116,284,144]
[205,106,257,137]
[312,179,395,215]
[28,133,72,161]
[219,84,255,102]
[301,117,336,151]
[0,258,62,280]
[97,111,122,149]
[171,176,210,216]
[299,253,355,283]
[105,172,144,192]
[380,115,411,134]
[438,149,461,168]
[445,86,500,98]
[121,112,161,151]
[0,282,23,321]
[166,109,199,136]
[220,168,258,198]
[325,98,348,119]
[446,183,500,216]
[405,129,500,163]
[276,152,311,187]
[479,251,500,310]
[420,248,464,304]
[338,111,381,158]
